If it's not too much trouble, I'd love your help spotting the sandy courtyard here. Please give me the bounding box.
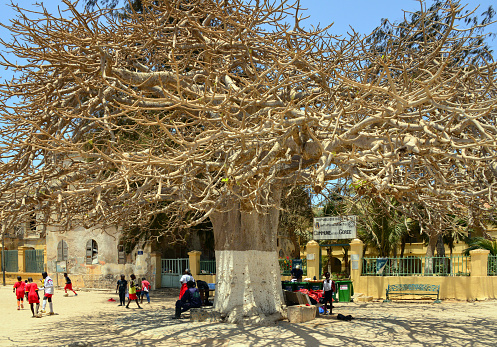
[0,284,496,346]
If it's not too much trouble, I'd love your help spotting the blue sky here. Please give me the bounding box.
[0,0,495,82]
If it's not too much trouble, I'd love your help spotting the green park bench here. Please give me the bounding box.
[384,284,441,303]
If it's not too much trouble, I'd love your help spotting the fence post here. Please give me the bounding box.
[350,239,364,284]
[470,249,490,277]
[188,251,202,276]
[305,240,320,279]
[18,247,26,273]
[43,245,48,272]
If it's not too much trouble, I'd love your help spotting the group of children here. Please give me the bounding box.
[116,274,151,309]
[13,272,78,318]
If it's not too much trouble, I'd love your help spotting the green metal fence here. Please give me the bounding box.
[489,255,497,276]
[200,260,216,274]
[1,250,19,272]
[25,249,45,273]
[362,255,470,276]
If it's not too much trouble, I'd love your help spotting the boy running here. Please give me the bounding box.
[63,273,78,296]
[13,276,25,310]
[25,277,41,318]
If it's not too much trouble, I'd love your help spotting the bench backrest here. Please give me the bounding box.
[388,284,440,292]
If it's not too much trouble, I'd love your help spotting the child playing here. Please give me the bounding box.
[126,274,142,309]
[63,273,78,296]
[25,277,41,318]
[116,274,127,306]
[140,277,151,304]
[40,271,55,315]
[13,276,25,310]
[322,272,336,315]
[24,280,29,302]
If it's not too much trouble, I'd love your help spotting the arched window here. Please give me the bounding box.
[118,242,126,264]
[86,239,98,265]
[57,240,68,261]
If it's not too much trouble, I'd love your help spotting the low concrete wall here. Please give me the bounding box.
[355,275,497,300]
[2,272,44,285]
[348,239,497,301]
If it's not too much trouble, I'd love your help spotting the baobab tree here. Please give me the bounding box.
[1,0,496,323]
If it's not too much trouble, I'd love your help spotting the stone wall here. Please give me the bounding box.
[46,225,158,289]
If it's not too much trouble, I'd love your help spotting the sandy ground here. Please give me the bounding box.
[0,285,496,347]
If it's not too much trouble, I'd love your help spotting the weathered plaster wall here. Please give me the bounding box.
[46,226,157,289]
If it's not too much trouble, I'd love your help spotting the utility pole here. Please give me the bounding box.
[2,230,5,286]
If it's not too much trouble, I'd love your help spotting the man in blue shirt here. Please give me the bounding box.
[173,280,201,319]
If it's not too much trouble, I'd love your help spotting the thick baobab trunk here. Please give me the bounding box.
[210,189,284,325]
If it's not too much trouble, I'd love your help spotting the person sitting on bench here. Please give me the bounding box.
[173,280,201,319]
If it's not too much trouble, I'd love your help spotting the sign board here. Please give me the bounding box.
[352,261,359,270]
[340,285,348,291]
[137,250,144,255]
[56,261,67,273]
[313,216,357,240]
[306,253,315,261]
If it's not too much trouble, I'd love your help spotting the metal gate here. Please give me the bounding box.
[25,249,45,273]
[1,250,18,272]
[161,258,189,288]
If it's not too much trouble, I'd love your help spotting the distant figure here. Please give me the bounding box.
[179,269,195,299]
[26,277,41,318]
[40,272,55,315]
[291,265,303,282]
[116,274,127,306]
[141,277,151,304]
[173,280,201,319]
[322,272,336,315]
[13,276,25,310]
[135,277,142,302]
[63,273,78,297]
[126,274,142,309]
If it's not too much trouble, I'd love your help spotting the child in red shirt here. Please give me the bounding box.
[140,277,151,304]
[25,277,41,317]
[13,276,25,310]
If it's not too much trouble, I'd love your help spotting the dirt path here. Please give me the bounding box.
[1,285,496,346]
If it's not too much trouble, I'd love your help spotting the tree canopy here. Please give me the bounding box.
[0,0,496,236]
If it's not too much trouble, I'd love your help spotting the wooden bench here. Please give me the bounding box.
[384,284,441,303]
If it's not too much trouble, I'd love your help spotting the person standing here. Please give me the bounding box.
[13,276,25,310]
[40,272,55,315]
[173,281,201,319]
[140,277,151,304]
[322,272,335,315]
[63,273,78,297]
[116,274,127,306]
[126,274,142,309]
[291,265,304,282]
[179,269,194,299]
[25,277,41,318]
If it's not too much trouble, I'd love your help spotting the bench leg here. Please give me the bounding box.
[383,291,390,303]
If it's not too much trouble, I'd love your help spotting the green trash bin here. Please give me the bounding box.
[282,281,294,291]
[336,280,354,302]
[308,282,323,291]
[294,282,309,291]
